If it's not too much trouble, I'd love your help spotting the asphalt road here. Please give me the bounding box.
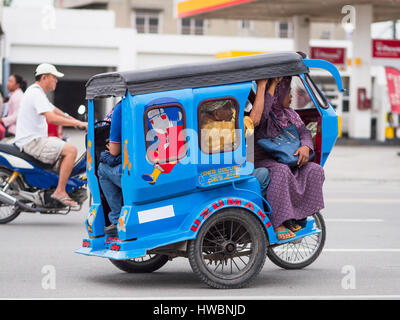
[0,131,399,300]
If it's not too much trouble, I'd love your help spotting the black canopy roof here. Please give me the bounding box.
[85,51,309,99]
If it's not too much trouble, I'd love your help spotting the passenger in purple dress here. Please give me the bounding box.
[249,76,325,240]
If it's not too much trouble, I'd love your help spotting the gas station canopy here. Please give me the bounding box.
[177,0,400,23]
[177,0,400,141]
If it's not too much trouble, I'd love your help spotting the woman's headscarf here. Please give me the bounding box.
[264,76,304,138]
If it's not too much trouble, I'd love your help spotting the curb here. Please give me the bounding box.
[336,138,400,147]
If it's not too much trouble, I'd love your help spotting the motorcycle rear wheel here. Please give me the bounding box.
[267,212,326,269]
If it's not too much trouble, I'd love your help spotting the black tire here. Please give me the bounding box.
[0,168,23,224]
[0,206,21,224]
[109,254,169,273]
[188,208,267,289]
[267,212,326,270]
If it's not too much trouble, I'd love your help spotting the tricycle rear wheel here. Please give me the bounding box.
[109,254,169,273]
[188,208,267,289]
[267,212,326,269]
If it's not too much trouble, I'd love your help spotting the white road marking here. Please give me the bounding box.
[69,295,400,300]
[325,218,384,222]
[47,295,400,300]
[270,248,400,253]
[166,295,400,300]
[323,248,400,253]
[326,198,400,203]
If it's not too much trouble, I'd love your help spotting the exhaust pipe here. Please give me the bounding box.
[0,189,44,212]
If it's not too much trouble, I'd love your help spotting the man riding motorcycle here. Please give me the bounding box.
[14,63,87,207]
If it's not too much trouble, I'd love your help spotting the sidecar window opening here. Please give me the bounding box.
[144,103,187,165]
[244,81,257,116]
[290,75,317,110]
[304,74,329,109]
[290,76,322,156]
[198,97,240,154]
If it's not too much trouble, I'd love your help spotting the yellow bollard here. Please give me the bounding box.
[385,127,394,139]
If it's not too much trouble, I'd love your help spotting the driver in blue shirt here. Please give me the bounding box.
[97,101,123,236]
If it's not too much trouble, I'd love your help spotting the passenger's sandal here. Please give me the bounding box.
[275,228,296,240]
[284,219,302,232]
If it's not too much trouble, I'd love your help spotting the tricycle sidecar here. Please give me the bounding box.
[76,52,342,289]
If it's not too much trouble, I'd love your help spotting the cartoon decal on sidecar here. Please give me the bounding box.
[142,106,184,185]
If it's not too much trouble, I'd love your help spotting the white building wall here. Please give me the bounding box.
[1,5,397,141]
[3,7,135,70]
[135,34,293,69]
[4,6,355,74]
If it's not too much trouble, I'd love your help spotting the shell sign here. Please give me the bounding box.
[176,0,255,18]
[310,47,346,65]
[373,39,400,59]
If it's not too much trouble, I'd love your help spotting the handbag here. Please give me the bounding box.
[257,112,314,167]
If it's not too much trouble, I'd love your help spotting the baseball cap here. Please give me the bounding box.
[35,63,64,78]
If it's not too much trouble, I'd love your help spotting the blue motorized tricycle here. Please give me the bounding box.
[76,52,343,288]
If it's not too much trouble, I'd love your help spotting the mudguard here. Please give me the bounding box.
[180,196,277,244]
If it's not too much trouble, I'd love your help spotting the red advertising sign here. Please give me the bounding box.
[385,67,400,114]
[310,47,346,65]
[373,39,400,59]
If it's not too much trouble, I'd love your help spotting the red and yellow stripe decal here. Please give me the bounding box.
[215,51,266,59]
[177,0,255,18]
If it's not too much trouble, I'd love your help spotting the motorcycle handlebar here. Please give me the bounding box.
[76,125,88,131]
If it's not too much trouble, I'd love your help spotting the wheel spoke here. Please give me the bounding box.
[230,222,243,241]
[212,224,226,240]
[236,255,248,267]
[200,217,257,278]
[231,257,241,272]
[235,230,250,244]
[269,214,324,267]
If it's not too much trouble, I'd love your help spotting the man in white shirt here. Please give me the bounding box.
[15,63,87,207]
